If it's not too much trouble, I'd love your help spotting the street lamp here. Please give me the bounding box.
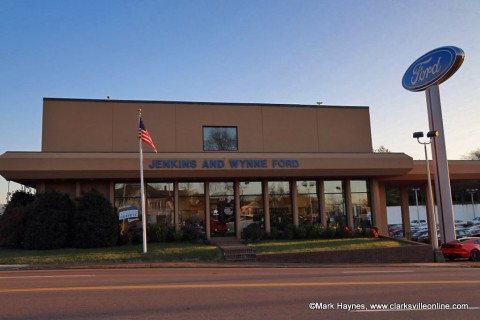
[302,181,315,223]
[413,130,442,261]
[466,188,478,219]
[412,188,421,225]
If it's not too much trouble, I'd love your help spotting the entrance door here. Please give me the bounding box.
[209,182,235,237]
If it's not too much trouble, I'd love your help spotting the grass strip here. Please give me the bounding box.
[248,238,408,254]
[0,242,223,265]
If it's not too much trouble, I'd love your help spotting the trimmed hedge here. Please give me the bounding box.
[24,191,75,250]
[73,189,119,248]
[0,191,35,248]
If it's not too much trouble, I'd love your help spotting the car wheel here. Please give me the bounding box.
[470,250,480,262]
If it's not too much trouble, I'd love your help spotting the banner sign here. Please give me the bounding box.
[119,206,139,220]
[402,46,464,92]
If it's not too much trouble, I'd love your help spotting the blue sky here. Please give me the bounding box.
[1,0,479,203]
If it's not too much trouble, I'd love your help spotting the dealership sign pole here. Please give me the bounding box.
[402,46,465,243]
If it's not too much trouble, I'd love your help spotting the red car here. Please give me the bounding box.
[440,237,480,261]
[210,221,228,234]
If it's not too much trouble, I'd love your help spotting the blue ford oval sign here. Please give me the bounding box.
[402,46,464,92]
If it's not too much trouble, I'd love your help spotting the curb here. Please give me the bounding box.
[1,260,479,271]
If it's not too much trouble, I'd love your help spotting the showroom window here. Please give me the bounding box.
[178,182,205,228]
[239,181,264,230]
[324,180,346,228]
[296,180,320,224]
[203,126,238,151]
[351,180,372,228]
[268,181,292,229]
[147,183,174,225]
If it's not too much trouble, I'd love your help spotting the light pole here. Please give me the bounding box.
[466,188,478,219]
[412,188,421,225]
[413,130,443,261]
[302,181,315,223]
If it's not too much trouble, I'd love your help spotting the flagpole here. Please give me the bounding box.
[138,109,148,254]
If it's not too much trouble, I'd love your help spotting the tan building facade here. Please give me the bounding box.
[1,98,478,240]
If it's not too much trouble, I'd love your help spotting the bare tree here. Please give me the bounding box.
[462,148,480,160]
[204,128,237,151]
[374,145,391,153]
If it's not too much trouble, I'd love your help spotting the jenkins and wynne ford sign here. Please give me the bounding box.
[148,159,300,169]
[402,46,464,92]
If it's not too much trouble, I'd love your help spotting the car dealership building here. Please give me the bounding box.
[1,98,479,240]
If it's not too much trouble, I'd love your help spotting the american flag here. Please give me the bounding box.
[139,117,157,153]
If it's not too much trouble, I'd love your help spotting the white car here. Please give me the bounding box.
[411,220,427,226]
[469,217,480,226]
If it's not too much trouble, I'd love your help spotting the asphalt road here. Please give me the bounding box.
[0,265,479,320]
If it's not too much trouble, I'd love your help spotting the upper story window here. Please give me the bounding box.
[203,126,238,151]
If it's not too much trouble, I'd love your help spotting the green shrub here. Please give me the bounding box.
[0,207,29,247]
[148,223,173,242]
[311,224,325,238]
[0,191,35,248]
[182,224,207,242]
[284,224,296,240]
[269,226,279,239]
[295,225,308,239]
[173,229,184,242]
[24,191,75,250]
[325,225,337,238]
[303,224,314,238]
[73,189,118,248]
[5,191,35,211]
[241,223,263,243]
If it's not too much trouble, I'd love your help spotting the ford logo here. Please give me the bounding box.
[402,46,464,92]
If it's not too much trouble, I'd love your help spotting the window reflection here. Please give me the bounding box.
[351,180,372,228]
[240,181,264,230]
[296,180,320,224]
[114,183,142,243]
[269,181,292,229]
[203,127,238,151]
[147,183,174,225]
[209,182,235,237]
[324,180,346,228]
[178,182,205,229]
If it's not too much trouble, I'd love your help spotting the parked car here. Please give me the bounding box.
[417,230,440,244]
[456,228,472,239]
[469,217,480,226]
[468,225,480,237]
[210,220,228,234]
[455,220,466,228]
[440,238,480,261]
[411,220,427,226]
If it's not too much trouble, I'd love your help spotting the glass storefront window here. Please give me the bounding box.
[351,180,372,229]
[209,182,235,237]
[296,180,320,224]
[114,183,142,242]
[147,183,174,225]
[324,180,346,228]
[178,182,205,228]
[203,127,238,151]
[115,183,141,200]
[240,181,264,230]
[269,181,292,229]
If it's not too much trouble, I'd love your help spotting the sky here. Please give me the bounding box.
[0,0,479,204]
